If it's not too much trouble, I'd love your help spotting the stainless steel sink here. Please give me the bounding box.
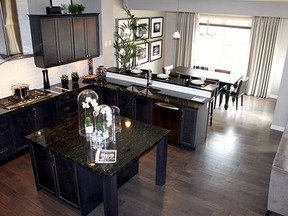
[125,85,161,96]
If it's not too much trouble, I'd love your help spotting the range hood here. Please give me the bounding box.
[0,0,23,63]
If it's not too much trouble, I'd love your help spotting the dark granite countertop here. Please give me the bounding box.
[107,67,217,93]
[0,68,214,115]
[25,114,169,177]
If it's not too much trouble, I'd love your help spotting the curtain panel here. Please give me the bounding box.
[175,13,199,67]
[247,16,280,98]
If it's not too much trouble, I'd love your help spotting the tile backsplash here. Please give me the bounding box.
[0,56,103,98]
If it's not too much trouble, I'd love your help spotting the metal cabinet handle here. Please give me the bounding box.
[155,102,179,110]
[0,147,8,154]
[63,106,71,111]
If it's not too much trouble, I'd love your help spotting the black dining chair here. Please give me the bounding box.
[219,76,249,110]
[205,78,220,126]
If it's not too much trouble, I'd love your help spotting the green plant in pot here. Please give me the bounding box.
[113,8,148,73]
[71,71,79,83]
[68,3,85,14]
[61,74,69,87]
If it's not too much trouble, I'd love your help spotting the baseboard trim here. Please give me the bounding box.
[269,94,278,99]
[270,124,285,132]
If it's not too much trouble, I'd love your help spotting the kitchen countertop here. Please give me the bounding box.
[0,69,216,115]
[25,113,169,177]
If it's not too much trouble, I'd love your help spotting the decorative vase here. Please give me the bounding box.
[77,89,99,137]
[96,65,107,82]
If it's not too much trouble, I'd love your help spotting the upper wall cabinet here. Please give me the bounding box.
[29,14,100,68]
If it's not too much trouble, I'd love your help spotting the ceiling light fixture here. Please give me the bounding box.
[173,0,180,39]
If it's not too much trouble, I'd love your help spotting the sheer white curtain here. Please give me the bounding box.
[175,13,199,67]
[247,16,280,98]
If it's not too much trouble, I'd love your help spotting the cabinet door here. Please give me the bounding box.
[180,106,197,148]
[37,99,58,130]
[73,15,99,59]
[57,18,74,63]
[135,96,153,124]
[40,18,58,66]
[100,88,117,106]
[9,106,37,152]
[54,154,79,208]
[40,17,74,67]
[73,17,86,59]
[86,16,99,57]
[117,91,134,118]
[31,144,56,195]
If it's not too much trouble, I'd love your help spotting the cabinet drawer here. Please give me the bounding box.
[0,115,8,126]
[0,125,11,143]
[0,140,14,161]
[58,91,79,104]
[59,100,78,117]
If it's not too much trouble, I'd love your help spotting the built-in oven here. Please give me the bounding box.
[153,102,181,144]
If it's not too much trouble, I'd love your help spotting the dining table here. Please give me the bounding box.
[171,66,243,110]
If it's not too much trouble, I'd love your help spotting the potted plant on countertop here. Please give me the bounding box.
[60,74,69,87]
[113,8,148,73]
[71,71,79,83]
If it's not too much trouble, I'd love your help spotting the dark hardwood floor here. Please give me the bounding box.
[0,96,283,216]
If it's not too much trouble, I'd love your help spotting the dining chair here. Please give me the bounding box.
[163,65,174,74]
[219,76,249,110]
[205,78,220,126]
[230,76,249,110]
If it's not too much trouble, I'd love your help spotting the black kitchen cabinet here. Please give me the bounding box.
[30,143,56,195]
[54,154,79,207]
[117,91,134,118]
[135,96,153,124]
[30,16,74,68]
[180,105,209,149]
[9,99,57,153]
[58,89,81,119]
[29,140,138,214]
[0,114,14,162]
[99,87,117,106]
[29,14,100,68]
[73,15,100,59]
[30,143,79,208]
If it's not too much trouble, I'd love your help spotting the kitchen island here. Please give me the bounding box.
[26,114,169,216]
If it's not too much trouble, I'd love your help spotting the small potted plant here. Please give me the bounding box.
[60,74,69,87]
[71,71,79,83]
[68,3,78,13]
[76,4,85,13]
[68,3,85,14]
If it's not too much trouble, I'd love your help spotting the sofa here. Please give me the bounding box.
[267,124,288,215]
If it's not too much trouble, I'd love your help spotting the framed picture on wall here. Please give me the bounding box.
[116,19,133,41]
[136,18,150,39]
[136,43,149,65]
[50,0,71,7]
[150,40,162,62]
[150,17,163,38]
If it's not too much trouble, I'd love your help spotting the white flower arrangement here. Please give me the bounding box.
[82,97,98,126]
[94,105,112,133]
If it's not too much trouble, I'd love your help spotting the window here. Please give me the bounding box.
[194,14,252,76]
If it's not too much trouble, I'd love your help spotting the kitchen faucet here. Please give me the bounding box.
[146,69,152,87]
